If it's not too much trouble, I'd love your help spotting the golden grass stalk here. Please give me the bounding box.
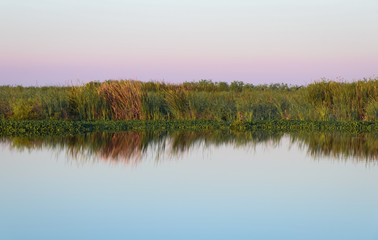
[98,80,145,120]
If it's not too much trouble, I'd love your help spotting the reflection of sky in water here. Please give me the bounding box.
[0,135,378,239]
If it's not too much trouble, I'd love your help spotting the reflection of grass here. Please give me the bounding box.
[292,132,378,161]
[1,131,376,164]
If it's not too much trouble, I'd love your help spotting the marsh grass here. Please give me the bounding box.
[0,78,377,122]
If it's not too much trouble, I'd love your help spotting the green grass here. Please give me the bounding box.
[0,78,377,122]
[0,120,376,137]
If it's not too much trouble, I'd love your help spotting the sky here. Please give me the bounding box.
[0,0,377,86]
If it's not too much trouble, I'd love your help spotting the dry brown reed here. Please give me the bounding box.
[98,80,145,120]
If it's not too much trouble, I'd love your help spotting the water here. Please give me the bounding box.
[0,131,377,240]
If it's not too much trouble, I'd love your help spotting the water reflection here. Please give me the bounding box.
[1,131,377,164]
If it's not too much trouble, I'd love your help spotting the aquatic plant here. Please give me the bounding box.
[0,78,376,122]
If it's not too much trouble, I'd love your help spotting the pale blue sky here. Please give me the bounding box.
[1,0,377,85]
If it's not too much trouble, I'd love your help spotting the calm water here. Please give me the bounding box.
[0,131,377,240]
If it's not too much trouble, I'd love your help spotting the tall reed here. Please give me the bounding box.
[0,78,376,122]
[98,80,145,120]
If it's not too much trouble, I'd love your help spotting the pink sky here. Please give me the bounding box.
[1,0,377,86]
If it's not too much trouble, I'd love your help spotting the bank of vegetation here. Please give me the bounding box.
[0,79,377,133]
[0,119,377,137]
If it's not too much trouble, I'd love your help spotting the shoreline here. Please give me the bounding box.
[1,120,377,137]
